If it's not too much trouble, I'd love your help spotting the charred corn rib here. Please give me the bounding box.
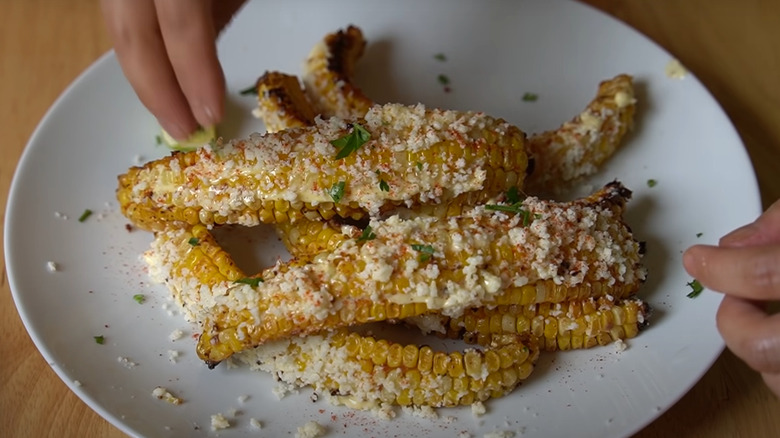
[141,182,643,364]
[303,25,374,119]
[252,71,317,134]
[409,296,650,352]
[236,330,539,409]
[525,74,636,194]
[117,103,528,231]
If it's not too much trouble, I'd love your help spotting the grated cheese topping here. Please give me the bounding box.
[126,103,520,220]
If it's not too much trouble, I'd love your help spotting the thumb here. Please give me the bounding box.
[720,198,780,248]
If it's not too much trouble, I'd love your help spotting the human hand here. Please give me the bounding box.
[683,199,780,397]
[101,0,247,140]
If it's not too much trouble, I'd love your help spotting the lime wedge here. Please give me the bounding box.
[160,125,216,151]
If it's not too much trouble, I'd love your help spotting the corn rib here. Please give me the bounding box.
[408,296,651,352]
[117,103,528,231]
[525,74,636,194]
[303,25,374,119]
[236,330,539,409]
[253,71,317,134]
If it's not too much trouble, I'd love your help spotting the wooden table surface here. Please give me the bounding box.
[2,1,778,437]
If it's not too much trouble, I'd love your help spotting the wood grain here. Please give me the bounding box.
[1,1,778,437]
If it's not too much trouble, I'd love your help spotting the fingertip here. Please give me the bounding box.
[682,244,710,276]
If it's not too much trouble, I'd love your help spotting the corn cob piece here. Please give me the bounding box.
[525,74,636,194]
[252,71,317,134]
[408,296,650,352]
[303,25,374,119]
[117,103,528,231]
[274,218,358,259]
[236,329,539,409]
[140,182,643,364]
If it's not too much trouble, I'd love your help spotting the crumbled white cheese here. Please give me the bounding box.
[54,211,68,220]
[295,420,326,438]
[117,357,137,369]
[152,386,182,405]
[73,380,82,387]
[237,394,250,404]
[402,405,438,419]
[210,413,230,430]
[167,350,180,363]
[169,329,184,341]
[665,59,688,79]
[249,418,263,429]
[614,339,627,353]
[471,401,487,417]
[45,261,59,272]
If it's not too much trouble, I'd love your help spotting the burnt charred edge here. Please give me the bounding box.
[638,241,647,255]
[331,215,369,229]
[525,156,536,177]
[638,301,653,331]
[263,87,315,124]
[324,25,365,79]
[206,360,221,369]
[603,180,633,202]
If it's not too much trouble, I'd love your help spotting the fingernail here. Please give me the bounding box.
[161,121,191,141]
[197,104,220,127]
[719,223,758,247]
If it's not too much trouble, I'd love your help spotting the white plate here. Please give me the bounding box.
[6,1,761,437]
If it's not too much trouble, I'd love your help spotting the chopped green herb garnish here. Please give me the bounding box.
[416,162,423,170]
[155,135,162,145]
[78,209,93,222]
[379,179,390,192]
[696,232,703,238]
[686,279,704,298]
[437,74,450,86]
[506,186,522,204]
[94,335,105,345]
[434,53,447,62]
[647,179,658,187]
[485,204,535,226]
[358,225,376,242]
[239,84,258,95]
[133,294,145,304]
[234,277,263,287]
[331,123,371,159]
[411,244,435,262]
[522,92,538,102]
[329,181,346,203]
[188,237,200,246]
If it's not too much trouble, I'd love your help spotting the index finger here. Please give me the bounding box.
[100,0,199,139]
[684,243,780,300]
[155,0,225,128]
